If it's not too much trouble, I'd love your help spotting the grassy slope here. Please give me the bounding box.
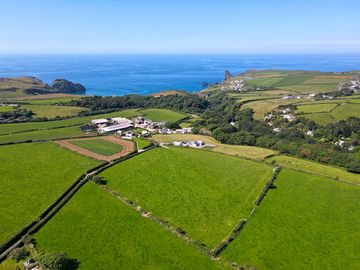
[267,155,360,184]
[69,139,123,156]
[295,103,338,113]
[140,108,187,122]
[34,184,225,270]
[152,134,276,160]
[0,142,98,244]
[23,105,88,118]
[0,106,12,112]
[101,147,273,247]
[241,99,300,119]
[0,126,87,144]
[223,169,360,270]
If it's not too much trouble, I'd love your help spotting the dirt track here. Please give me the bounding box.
[56,136,135,161]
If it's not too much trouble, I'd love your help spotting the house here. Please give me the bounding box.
[122,131,134,139]
[173,141,182,146]
[283,114,295,121]
[273,127,281,133]
[306,130,314,136]
[91,118,108,125]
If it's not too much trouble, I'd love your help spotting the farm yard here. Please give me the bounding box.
[0,142,98,244]
[222,169,360,270]
[57,136,135,161]
[33,184,226,270]
[100,147,274,247]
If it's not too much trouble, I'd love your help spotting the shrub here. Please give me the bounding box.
[8,247,29,262]
[22,234,33,245]
[92,175,107,185]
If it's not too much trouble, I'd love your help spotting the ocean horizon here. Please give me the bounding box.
[0,53,360,96]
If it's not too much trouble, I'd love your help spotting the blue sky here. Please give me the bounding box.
[0,0,359,54]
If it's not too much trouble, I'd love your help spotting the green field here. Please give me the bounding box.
[19,97,81,105]
[299,112,335,126]
[295,103,338,114]
[298,101,360,125]
[267,155,360,184]
[34,183,225,270]
[23,105,88,118]
[223,169,360,269]
[101,147,273,247]
[152,134,276,160]
[331,103,360,120]
[0,126,87,144]
[212,144,276,160]
[241,98,301,119]
[0,142,98,244]
[0,106,12,112]
[134,137,151,149]
[0,109,140,136]
[69,138,123,156]
[140,108,187,122]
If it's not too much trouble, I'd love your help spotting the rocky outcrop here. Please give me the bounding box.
[51,79,86,93]
[224,70,233,81]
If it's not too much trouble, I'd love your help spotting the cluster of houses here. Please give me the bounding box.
[282,95,302,100]
[264,107,298,133]
[350,78,360,93]
[172,140,205,148]
[158,127,192,135]
[83,115,192,139]
[335,139,354,151]
[221,79,245,92]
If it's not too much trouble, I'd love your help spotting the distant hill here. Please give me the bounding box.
[0,77,85,98]
[150,90,188,97]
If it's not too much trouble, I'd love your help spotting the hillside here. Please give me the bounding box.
[0,77,85,98]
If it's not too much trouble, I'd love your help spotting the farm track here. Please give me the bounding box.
[56,136,135,161]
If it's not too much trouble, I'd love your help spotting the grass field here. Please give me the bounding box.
[140,108,187,122]
[69,138,123,156]
[23,105,88,118]
[299,112,334,126]
[241,98,301,119]
[267,155,360,184]
[279,84,338,93]
[152,134,276,160]
[0,142,98,244]
[212,144,276,160]
[223,169,360,269]
[100,147,273,247]
[134,137,151,149]
[331,103,360,120]
[0,106,12,112]
[0,109,140,136]
[34,184,225,270]
[0,126,88,144]
[19,97,81,105]
[295,103,338,114]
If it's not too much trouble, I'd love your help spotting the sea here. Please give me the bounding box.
[0,54,359,96]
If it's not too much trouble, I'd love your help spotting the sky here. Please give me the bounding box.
[0,0,359,54]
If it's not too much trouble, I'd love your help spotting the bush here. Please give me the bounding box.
[92,175,107,185]
[8,247,29,262]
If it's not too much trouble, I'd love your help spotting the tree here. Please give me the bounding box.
[92,176,107,185]
[38,252,72,270]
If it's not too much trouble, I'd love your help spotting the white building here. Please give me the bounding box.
[98,123,133,134]
[91,118,108,125]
